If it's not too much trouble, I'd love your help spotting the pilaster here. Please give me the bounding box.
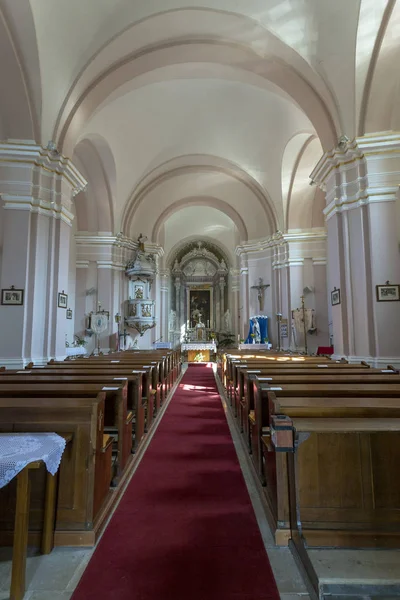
[311,132,400,364]
[0,142,87,367]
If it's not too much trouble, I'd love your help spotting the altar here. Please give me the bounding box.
[181,342,217,362]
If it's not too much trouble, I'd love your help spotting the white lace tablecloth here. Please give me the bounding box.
[66,347,87,357]
[0,433,67,488]
[181,343,217,352]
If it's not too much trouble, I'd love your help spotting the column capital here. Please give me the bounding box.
[310,132,400,220]
[0,141,87,226]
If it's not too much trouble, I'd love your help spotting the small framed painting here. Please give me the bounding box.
[66,308,73,319]
[1,288,24,305]
[331,288,341,306]
[376,284,400,302]
[58,292,68,308]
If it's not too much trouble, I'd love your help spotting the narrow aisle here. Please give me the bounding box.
[72,364,280,600]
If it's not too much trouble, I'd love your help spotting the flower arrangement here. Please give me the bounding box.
[264,337,269,343]
[250,333,256,339]
[73,335,87,347]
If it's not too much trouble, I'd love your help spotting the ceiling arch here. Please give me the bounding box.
[122,153,277,237]
[0,1,41,140]
[53,9,340,154]
[152,196,247,243]
[72,136,116,233]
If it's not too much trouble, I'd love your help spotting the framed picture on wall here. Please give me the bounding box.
[376,283,400,302]
[66,308,73,319]
[331,288,341,306]
[58,292,68,308]
[1,287,24,305]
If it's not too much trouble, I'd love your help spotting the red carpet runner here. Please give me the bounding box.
[72,364,280,600]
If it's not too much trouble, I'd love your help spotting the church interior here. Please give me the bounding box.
[1,1,400,599]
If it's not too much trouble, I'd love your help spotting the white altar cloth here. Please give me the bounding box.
[66,347,87,357]
[181,342,217,352]
[0,432,66,488]
[239,343,272,350]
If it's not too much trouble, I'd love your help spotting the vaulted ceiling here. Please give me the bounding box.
[1,0,399,254]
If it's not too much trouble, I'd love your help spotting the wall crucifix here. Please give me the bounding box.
[251,278,270,312]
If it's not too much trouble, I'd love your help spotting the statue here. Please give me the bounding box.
[250,277,270,312]
[169,309,177,331]
[252,318,261,343]
[223,309,232,332]
[137,233,147,252]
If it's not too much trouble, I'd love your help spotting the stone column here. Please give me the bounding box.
[311,132,400,366]
[0,142,86,367]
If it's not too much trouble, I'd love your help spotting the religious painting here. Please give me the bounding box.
[58,292,68,308]
[376,284,400,302]
[1,287,24,306]
[189,289,211,328]
[331,288,341,306]
[66,308,73,320]
[129,303,137,317]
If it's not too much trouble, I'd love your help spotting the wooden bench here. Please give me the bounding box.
[250,382,400,547]
[2,370,145,452]
[238,366,400,451]
[0,395,109,547]
[0,382,129,484]
[31,363,156,431]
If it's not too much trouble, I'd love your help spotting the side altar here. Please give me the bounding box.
[181,342,217,363]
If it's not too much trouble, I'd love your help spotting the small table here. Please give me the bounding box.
[0,433,67,600]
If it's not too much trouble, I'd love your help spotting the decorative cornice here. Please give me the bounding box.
[76,260,90,269]
[236,229,326,256]
[0,141,87,196]
[96,260,125,271]
[2,194,74,226]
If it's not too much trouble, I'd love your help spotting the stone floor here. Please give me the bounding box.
[1,364,399,600]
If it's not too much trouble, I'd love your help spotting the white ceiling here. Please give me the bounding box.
[1,0,399,260]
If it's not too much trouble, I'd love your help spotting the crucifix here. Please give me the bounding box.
[251,278,270,312]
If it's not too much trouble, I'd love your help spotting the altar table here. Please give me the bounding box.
[0,433,67,600]
[181,342,217,362]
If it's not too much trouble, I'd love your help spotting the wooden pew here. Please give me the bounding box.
[230,361,372,425]
[251,381,400,479]
[0,382,129,483]
[1,370,145,452]
[0,395,110,547]
[269,413,400,551]
[238,366,400,450]
[54,353,169,403]
[249,381,400,546]
[30,363,156,431]
[224,356,356,403]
